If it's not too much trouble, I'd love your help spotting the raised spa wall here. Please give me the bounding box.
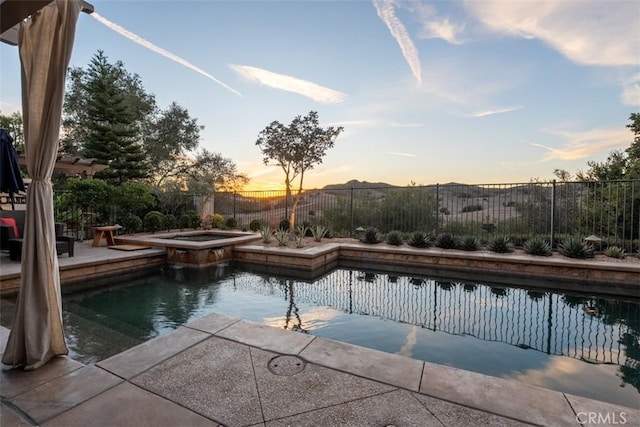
[114,230,262,268]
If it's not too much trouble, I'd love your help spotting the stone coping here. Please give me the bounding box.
[234,241,640,291]
[114,229,261,250]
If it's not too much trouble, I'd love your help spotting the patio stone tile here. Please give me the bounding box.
[1,356,83,398]
[216,319,315,355]
[299,337,424,391]
[185,312,240,335]
[266,389,441,427]
[10,365,122,424]
[413,392,531,426]
[42,382,220,427]
[565,393,640,426]
[97,326,209,379]
[250,347,394,421]
[1,401,32,426]
[419,361,576,426]
[132,336,263,426]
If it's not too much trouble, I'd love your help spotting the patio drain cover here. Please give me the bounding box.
[267,355,306,376]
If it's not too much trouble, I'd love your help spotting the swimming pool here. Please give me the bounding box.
[6,263,637,408]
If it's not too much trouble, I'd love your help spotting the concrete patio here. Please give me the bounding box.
[2,311,638,426]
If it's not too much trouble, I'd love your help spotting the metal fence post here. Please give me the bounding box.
[550,179,556,247]
[435,183,440,234]
[233,191,237,218]
[349,187,354,237]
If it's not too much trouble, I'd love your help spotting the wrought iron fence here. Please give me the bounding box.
[52,179,639,252]
[215,180,639,252]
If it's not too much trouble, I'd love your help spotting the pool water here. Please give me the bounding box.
[58,264,640,408]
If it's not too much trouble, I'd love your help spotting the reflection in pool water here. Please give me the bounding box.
[59,264,639,408]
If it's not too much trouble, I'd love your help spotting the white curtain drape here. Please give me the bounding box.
[2,0,82,370]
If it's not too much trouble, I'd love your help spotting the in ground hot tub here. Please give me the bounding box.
[115,230,262,267]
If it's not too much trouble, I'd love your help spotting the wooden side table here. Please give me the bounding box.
[92,225,122,247]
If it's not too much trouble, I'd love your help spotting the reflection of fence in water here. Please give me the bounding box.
[231,270,638,366]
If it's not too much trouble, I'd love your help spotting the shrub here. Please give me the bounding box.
[211,214,224,228]
[143,211,165,233]
[523,237,552,256]
[481,223,496,233]
[163,214,176,231]
[274,228,290,246]
[604,246,625,259]
[120,213,142,235]
[249,219,262,232]
[408,231,430,248]
[260,225,273,243]
[278,219,290,231]
[110,182,156,216]
[435,232,458,249]
[460,236,481,251]
[179,211,201,229]
[559,238,594,259]
[386,230,404,246]
[361,227,382,244]
[461,204,483,213]
[225,217,238,229]
[488,235,513,253]
[310,224,329,242]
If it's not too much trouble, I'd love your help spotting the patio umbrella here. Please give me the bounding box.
[2,0,81,370]
[0,127,25,210]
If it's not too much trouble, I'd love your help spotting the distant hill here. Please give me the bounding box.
[322,179,396,191]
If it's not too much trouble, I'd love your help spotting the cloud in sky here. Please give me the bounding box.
[411,2,465,45]
[90,13,241,96]
[387,151,417,157]
[532,128,630,161]
[0,100,21,114]
[229,65,346,104]
[390,122,423,128]
[325,119,378,128]
[467,106,523,118]
[621,73,640,107]
[373,0,422,85]
[465,0,640,66]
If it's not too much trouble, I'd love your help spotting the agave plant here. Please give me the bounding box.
[488,235,513,253]
[361,227,382,244]
[604,246,625,259]
[408,231,430,248]
[435,232,458,249]
[260,225,273,243]
[460,236,481,251]
[559,238,594,259]
[310,224,329,242]
[523,237,552,256]
[386,230,404,246]
[274,228,290,246]
[296,224,310,239]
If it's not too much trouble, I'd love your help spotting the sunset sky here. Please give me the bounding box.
[1,0,638,191]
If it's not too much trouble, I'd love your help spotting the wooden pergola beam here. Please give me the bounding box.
[0,0,93,45]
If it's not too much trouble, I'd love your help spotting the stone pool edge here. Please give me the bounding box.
[234,242,640,295]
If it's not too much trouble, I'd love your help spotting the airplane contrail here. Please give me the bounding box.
[229,64,346,104]
[373,0,422,86]
[90,12,241,97]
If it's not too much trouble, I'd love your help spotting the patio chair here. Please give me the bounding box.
[1,210,74,260]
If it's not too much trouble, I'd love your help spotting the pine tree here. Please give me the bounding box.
[81,51,149,184]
